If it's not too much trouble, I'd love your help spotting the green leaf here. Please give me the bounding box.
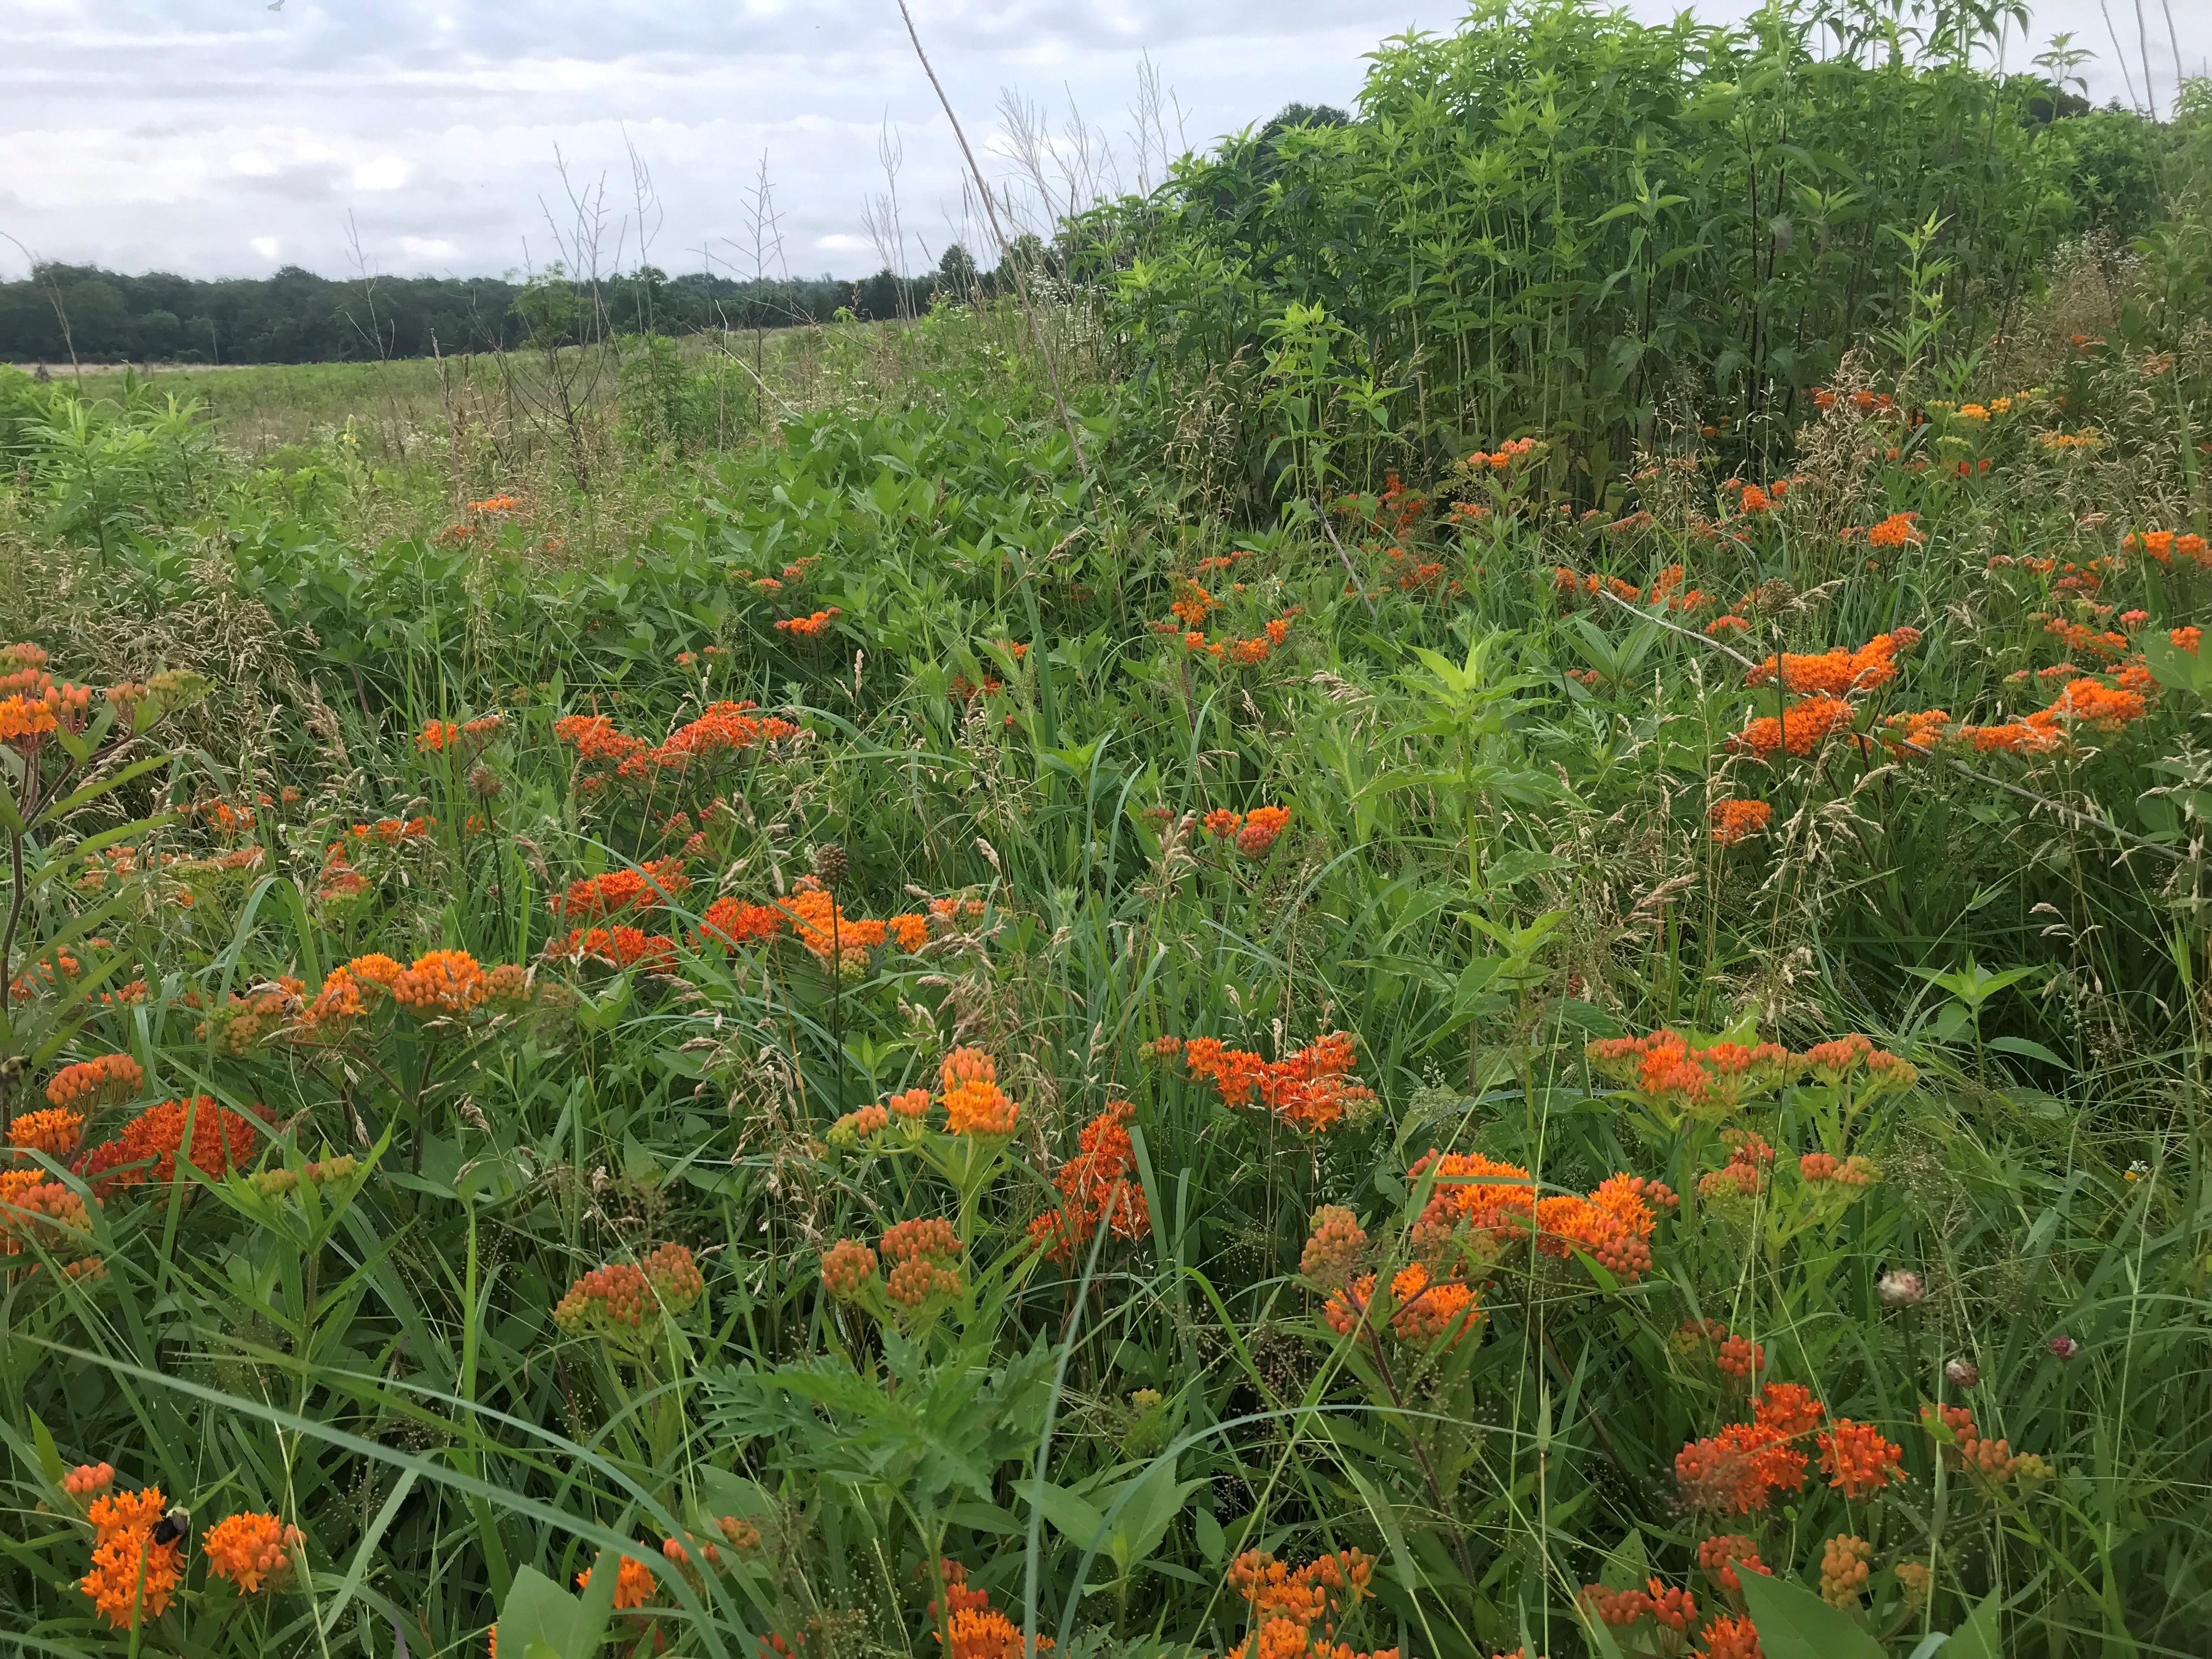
[29,1410,64,1489]
[1036,1482,1107,1551]
[1987,1036,2069,1069]
[496,1564,610,1659]
[1941,1589,2004,1659]
[1739,1572,1886,1659]
[1193,1506,1226,1565]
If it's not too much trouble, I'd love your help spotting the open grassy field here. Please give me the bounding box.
[0,6,2208,1659]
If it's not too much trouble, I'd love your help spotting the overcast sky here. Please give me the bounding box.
[2,0,2199,284]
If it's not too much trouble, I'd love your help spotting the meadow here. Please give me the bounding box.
[0,4,2209,1658]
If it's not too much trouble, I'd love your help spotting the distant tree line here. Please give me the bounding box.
[0,244,1022,365]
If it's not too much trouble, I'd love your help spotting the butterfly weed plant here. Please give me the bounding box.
[0,4,2208,1658]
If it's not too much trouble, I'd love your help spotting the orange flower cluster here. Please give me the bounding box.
[204,1511,304,1593]
[1818,1418,1903,1499]
[575,1553,657,1609]
[770,882,931,969]
[881,1216,963,1307]
[821,1238,878,1297]
[1585,1031,1795,1116]
[78,1096,259,1195]
[2042,617,2128,659]
[553,1242,706,1340]
[392,949,492,1015]
[696,896,788,948]
[1673,1383,1825,1514]
[940,1047,1019,1136]
[1173,611,1300,664]
[46,1052,144,1113]
[551,859,690,920]
[1951,665,2153,754]
[1581,1577,1750,1651]
[468,493,522,512]
[1199,804,1293,858]
[80,1486,183,1628]
[1160,1029,1373,1133]
[1699,1613,1764,1659]
[556,702,799,784]
[1551,563,1709,613]
[1708,798,1772,846]
[774,608,841,638]
[1921,1403,2051,1491]
[1221,1549,1389,1659]
[1744,630,1916,696]
[2123,529,2212,566]
[1731,694,1858,759]
[1837,512,1925,549]
[10,1108,85,1160]
[0,643,98,749]
[1696,1534,1770,1598]
[0,1167,92,1255]
[550,926,676,970]
[928,1562,1052,1659]
[1696,1132,1775,1215]
[416,714,503,753]
[1406,1149,1674,1283]
[1029,1101,1149,1261]
[340,815,436,847]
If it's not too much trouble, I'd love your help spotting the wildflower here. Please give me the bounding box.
[574,1553,656,1609]
[696,896,786,949]
[1708,799,1773,846]
[77,1096,258,1194]
[939,1047,1018,1136]
[1237,804,1290,857]
[1818,1534,1872,1607]
[1733,695,1858,760]
[773,609,842,639]
[881,1216,963,1307]
[1578,1583,1650,1626]
[1896,1561,1932,1607]
[2047,1334,2079,1361]
[1876,1269,1926,1308]
[1945,1357,1979,1389]
[1029,1101,1148,1261]
[1696,1534,1770,1599]
[1299,1206,1368,1287]
[80,1488,183,1628]
[821,1238,878,1298]
[44,1053,143,1113]
[64,1462,115,1503]
[717,1515,761,1550]
[1818,1419,1903,1498]
[1863,512,1925,549]
[1697,1612,1764,1659]
[1744,633,1906,696]
[204,1511,304,1593]
[391,949,493,1016]
[554,1244,705,1341]
[1201,808,1243,839]
[1716,1332,1765,1379]
[11,1107,85,1159]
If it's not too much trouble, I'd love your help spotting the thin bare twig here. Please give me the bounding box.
[1313,504,1379,618]
[1598,586,2188,863]
[893,0,1088,476]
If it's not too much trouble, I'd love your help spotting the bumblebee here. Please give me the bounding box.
[151,1508,191,1548]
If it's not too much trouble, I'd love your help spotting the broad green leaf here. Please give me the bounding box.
[1739,1572,1886,1659]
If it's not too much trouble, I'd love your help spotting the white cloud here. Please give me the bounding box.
[353,154,411,191]
[250,235,280,259]
[401,235,459,262]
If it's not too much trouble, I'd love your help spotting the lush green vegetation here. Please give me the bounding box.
[0,6,2208,1659]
